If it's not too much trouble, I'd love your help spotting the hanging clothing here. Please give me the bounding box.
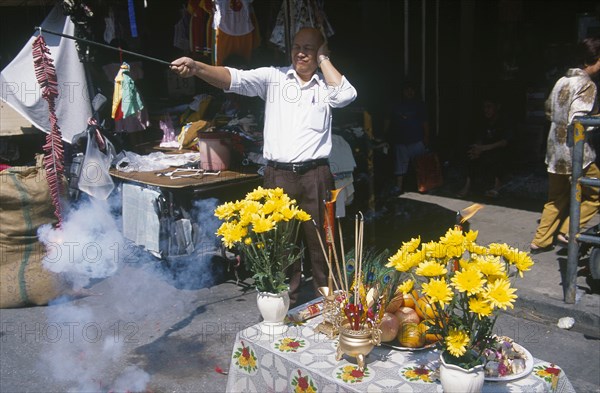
[269,0,334,53]
[127,0,139,38]
[213,0,254,36]
[112,65,124,120]
[104,8,116,44]
[113,107,149,133]
[111,62,144,120]
[0,4,92,143]
[187,0,213,54]
[109,62,148,133]
[212,0,260,65]
[215,25,259,66]
[173,7,190,51]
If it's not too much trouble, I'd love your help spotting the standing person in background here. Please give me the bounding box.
[383,80,429,196]
[530,37,600,254]
[170,27,357,305]
[457,93,513,199]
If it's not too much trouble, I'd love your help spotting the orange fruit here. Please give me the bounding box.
[415,297,436,321]
[402,290,419,308]
[417,321,429,334]
[425,332,443,344]
[418,321,442,343]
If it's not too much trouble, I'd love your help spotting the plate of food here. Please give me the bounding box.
[483,336,534,382]
[378,308,442,351]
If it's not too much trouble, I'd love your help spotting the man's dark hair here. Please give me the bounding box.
[576,37,600,67]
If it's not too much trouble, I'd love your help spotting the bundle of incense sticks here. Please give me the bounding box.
[338,217,349,292]
[313,208,366,297]
[353,212,364,306]
[315,209,386,331]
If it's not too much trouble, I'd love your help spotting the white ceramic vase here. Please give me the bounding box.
[439,351,485,393]
[256,290,290,334]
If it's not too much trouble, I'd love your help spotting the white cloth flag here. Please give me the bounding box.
[0,4,92,143]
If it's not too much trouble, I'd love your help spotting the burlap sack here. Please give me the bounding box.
[0,154,67,308]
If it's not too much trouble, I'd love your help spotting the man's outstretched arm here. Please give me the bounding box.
[170,57,232,90]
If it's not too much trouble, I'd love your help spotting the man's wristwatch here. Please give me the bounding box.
[318,55,330,66]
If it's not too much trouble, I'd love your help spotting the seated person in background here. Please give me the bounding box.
[457,93,512,198]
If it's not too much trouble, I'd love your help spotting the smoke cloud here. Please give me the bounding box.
[38,198,123,289]
[33,188,227,392]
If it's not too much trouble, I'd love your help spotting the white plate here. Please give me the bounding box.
[381,341,438,351]
[484,342,534,382]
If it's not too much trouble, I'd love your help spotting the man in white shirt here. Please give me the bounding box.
[171,27,357,305]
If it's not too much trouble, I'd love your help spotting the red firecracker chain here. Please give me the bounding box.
[32,35,64,227]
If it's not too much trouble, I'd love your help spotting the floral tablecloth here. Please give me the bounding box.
[225,314,575,393]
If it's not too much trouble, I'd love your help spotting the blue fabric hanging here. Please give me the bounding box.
[128,0,138,38]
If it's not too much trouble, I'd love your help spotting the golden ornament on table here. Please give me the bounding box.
[336,320,381,372]
[313,211,402,371]
[314,286,345,339]
[334,282,385,373]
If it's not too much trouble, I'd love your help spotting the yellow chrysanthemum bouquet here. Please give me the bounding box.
[214,187,311,293]
[387,226,534,368]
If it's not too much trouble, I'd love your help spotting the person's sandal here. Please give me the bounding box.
[529,243,554,255]
[556,233,569,247]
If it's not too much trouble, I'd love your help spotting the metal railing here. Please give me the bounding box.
[565,115,600,303]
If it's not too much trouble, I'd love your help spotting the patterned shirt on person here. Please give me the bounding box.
[544,68,597,174]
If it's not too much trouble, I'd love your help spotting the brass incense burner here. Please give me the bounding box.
[336,321,381,372]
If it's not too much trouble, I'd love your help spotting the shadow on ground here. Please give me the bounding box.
[368,159,548,214]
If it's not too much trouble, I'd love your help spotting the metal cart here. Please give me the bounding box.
[564,115,600,303]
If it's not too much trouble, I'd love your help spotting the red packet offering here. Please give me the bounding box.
[287,298,325,322]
